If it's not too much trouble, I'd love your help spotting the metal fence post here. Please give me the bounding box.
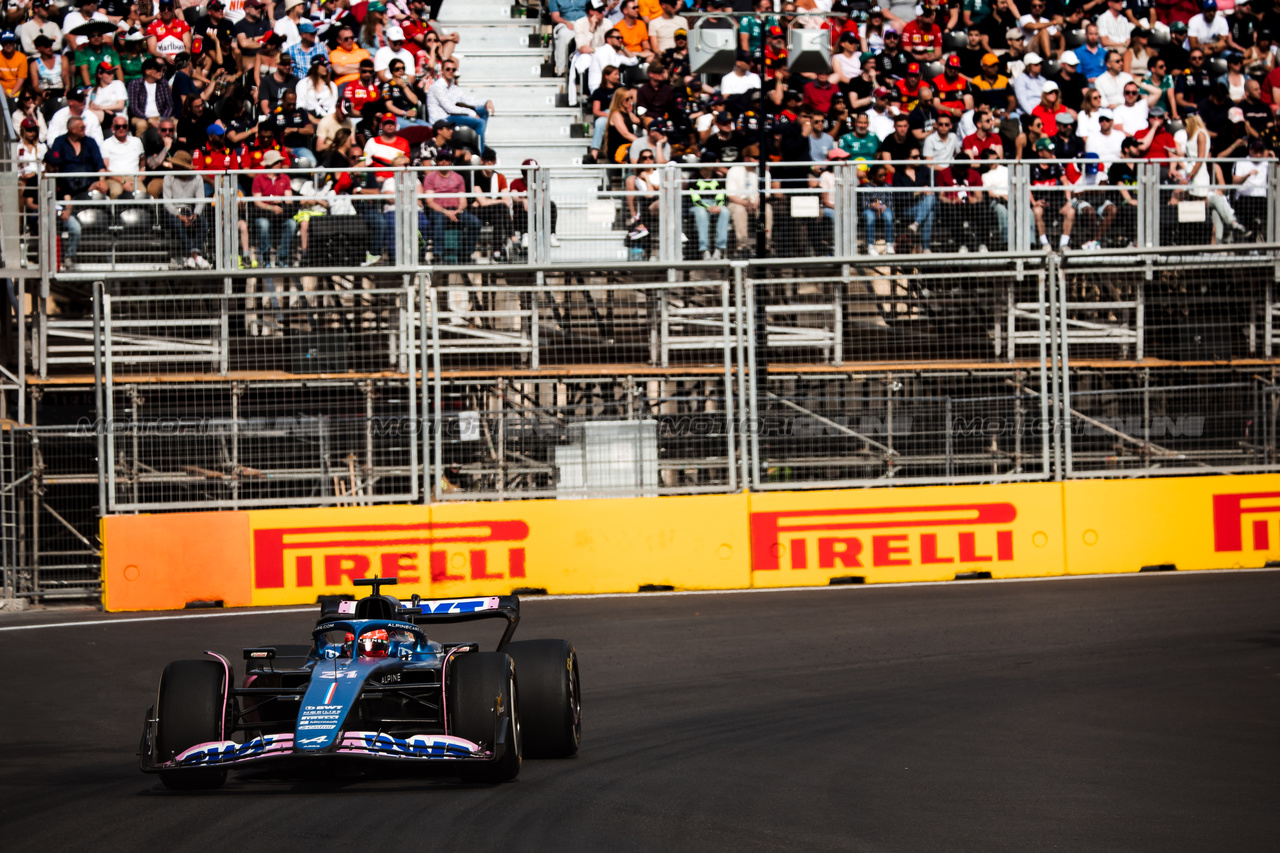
[431,286,443,501]
[102,291,116,510]
[661,162,679,264]
[92,281,107,518]
[1054,255,1074,477]
[419,271,431,503]
[719,279,737,492]
[733,263,750,489]
[745,270,761,489]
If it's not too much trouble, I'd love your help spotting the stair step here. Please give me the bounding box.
[436,0,525,23]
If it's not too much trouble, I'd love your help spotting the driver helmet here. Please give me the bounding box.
[358,628,390,657]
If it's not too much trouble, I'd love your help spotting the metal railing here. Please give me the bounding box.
[28,159,1280,278]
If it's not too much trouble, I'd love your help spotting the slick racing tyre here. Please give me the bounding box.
[156,660,229,790]
[451,652,521,784]
[506,639,581,758]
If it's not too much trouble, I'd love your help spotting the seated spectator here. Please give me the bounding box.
[1097,0,1134,50]
[1094,50,1133,109]
[88,61,128,127]
[510,158,560,249]
[1232,137,1271,233]
[630,118,671,163]
[903,3,944,62]
[48,88,104,143]
[127,58,175,138]
[588,64,622,157]
[1085,108,1126,166]
[932,55,972,120]
[375,25,416,84]
[725,144,769,257]
[1189,0,1229,56]
[28,34,68,104]
[689,151,729,260]
[343,58,383,132]
[1014,51,1048,113]
[971,53,1016,118]
[1183,113,1247,242]
[807,113,836,161]
[922,112,962,161]
[287,21,326,73]
[549,0,590,76]
[573,22,637,109]
[648,0,688,56]
[251,149,296,267]
[273,0,306,48]
[43,115,108,270]
[1140,56,1178,119]
[635,63,674,125]
[63,0,109,53]
[0,30,27,98]
[860,163,896,254]
[19,0,62,56]
[963,107,1005,157]
[979,148,1012,247]
[162,149,210,267]
[1032,81,1068,135]
[259,50,298,114]
[234,0,272,72]
[1029,137,1075,250]
[1113,78,1150,133]
[935,153,986,251]
[422,147,482,262]
[74,29,120,88]
[100,114,145,198]
[615,0,654,63]
[147,0,192,72]
[893,148,936,251]
[273,89,316,165]
[1176,49,1214,115]
[427,57,493,149]
[470,148,519,261]
[722,50,762,99]
[330,25,371,85]
[382,58,426,127]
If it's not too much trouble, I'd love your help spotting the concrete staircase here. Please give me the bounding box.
[437,0,629,261]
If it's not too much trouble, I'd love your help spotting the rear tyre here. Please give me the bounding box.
[156,660,229,790]
[450,652,521,784]
[506,639,580,758]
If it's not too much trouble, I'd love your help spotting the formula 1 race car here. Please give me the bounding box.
[138,577,580,789]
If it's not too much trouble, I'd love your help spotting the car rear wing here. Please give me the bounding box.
[396,595,522,652]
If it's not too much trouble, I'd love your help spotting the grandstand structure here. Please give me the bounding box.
[3,0,1280,604]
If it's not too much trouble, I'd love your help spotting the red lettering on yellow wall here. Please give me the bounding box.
[872,535,910,566]
[818,537,863,568]
[324,554,371,585]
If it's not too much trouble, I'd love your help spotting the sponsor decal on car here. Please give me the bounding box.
[417,597,501,614]
[337,732,483,760]
[175,734,292,766]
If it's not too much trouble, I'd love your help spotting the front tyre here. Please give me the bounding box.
[505,639,580,758]
[451,652,521,784]
[156,660,229,790]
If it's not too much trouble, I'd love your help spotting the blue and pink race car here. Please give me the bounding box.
[138,577,580,788]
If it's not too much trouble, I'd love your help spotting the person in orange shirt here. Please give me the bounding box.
[615,0,654,62]
[329,25,371,85]
[638,0,662,22]
[0,31,29,98]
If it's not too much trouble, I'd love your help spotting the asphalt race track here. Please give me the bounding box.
[2,571,1278,852]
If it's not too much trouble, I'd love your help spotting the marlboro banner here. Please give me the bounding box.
[101,474,1280,611]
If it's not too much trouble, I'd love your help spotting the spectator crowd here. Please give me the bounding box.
[6,0,528,268]
[5,0,1278,266]
[560,0,1278,255]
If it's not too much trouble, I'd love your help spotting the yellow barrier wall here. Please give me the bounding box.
[746,482,1067,586]
[1061,475,1280,574]
[247,494,751,607]
[100,474,1280,611]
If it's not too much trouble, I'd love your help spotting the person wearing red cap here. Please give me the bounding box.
[88,60,127,127]
[932,54,972,119]
[763,23,788,80]
[893,62,925,114]
[364,112,411,183]
[901,3,943,62]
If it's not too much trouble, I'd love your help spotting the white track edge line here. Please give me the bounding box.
[2,567,1277,631]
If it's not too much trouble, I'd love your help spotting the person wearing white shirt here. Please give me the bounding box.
[1096,0,1134,49]
[1187,3,1229,55]
[274,0,306,47]
[721,51,762,97]
[48,96,104,143]
[62,0,110,50]
[1232,138,1270,231]
[868,96,896,140]
[646,0,688,54]
[1093,50,1133,109]
[98,115,145,198]
[568,4,614,105]
[922,115,962,161]
[426,59,494,147]
[1084,109,1125,167]
[374,26,417,83]
[1112,82,1149,134]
